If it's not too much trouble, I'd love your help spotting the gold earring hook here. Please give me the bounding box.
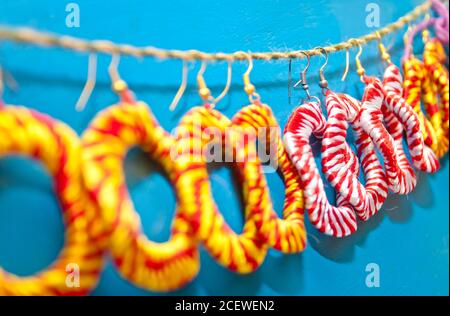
[108,53,127,93]
[243,53,260,103]
[75,53,97,112]
[316,47,329,94]
[213,61,232,106]
[197,61,213,105]
[169,60,189,111]
[375,31,392,64]
[351,39,365,79]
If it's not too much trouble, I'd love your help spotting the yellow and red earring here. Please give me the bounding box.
[422,29,449,158]
[173,61,271,273]
[231,56,306,253]
[403,29,449,159]
[80,56,200,292]
[0,67,104,296]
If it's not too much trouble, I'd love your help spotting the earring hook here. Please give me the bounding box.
[75,53,97,112]
[293,51,311,100]
[288,58,292,104]
[375,31,392,65]
[108,54,127,93]
[341,48,350,81]
[108,54,135,103]
[243,53,260,103]
[169,60,189,111]
[213,61,232,107]
[197,61,214,106]
[350,39,365,79]
[316,47,329,95]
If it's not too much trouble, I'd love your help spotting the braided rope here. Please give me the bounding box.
[0,106,104,296]
[0,1,432,61]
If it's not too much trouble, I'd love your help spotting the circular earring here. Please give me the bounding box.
[81,63,199,291]
[172,61,271,272]
[322,90,388,221]
[0,104,104,295]
[174,105,270,273]
[283,54,360,237]
[284,99,358,237]
[349,42,417,195]
[422,30,449,158]
[231,101,306,253]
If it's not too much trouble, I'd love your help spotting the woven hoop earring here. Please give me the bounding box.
[0,105,104,295]
[284,100,359,237]
[81,84,200,292]
[231,100,306,253]
[173,105,270,273]
[381,63,439,173]
[422,34,449,157]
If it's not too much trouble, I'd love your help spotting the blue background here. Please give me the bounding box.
[0,0,448,295]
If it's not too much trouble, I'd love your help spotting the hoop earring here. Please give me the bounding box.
[231,100,306,253]
[322,90,388,221]
[174,105,270,272]
[81,70,199,291]
[381,62,439,174]
[348,41,418,195]
[422,31,449,158]
[0,105,104,295]
[284,99,358,237]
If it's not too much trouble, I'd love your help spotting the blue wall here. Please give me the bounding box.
[0,0,448,295]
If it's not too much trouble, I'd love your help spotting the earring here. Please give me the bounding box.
[350,41,418,195]
[318,47,388,222]
[422,30,449,158]
[403,55,438,149]
[316,47,388,221]
[173,61,270,273]
[81,55,200,292]
[283,55,358,238]
[377,34,440,174]
[231,55,306,253]
[0,70,104,295]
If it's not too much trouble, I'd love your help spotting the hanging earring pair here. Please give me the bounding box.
[0,66,104,295]
[319,47,388,222]
[375,33,440,175]
[284,49,388,237]
[348,41,419,195]
[174,56,306,274]
[402,13,449,159]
